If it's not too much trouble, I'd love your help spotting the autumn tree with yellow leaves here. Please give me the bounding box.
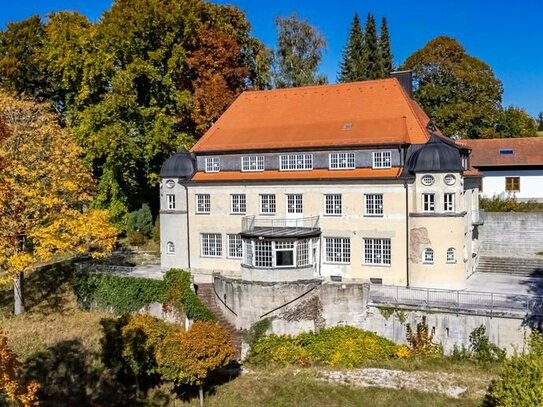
[0,91,117,314]
[0,329,39,406]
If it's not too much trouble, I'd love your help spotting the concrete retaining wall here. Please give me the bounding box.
[213,275,533,354]
[480,212,543,258]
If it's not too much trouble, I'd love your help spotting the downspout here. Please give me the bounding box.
[181,183,191,269]
[404,179,410,288]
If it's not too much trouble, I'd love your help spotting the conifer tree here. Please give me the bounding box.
[363,13,382,80]
[338,13,365,82]
[537,112,543,131]
[379,17,393,77]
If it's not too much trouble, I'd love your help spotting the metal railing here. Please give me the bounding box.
[369,284,543,318]
[75,263,137,275]
[241,215,320,233]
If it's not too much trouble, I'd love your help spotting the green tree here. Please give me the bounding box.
[537,112,543,132]
[402,36,503,138]
[338,13,365,83]
[0,16,46,97]
[362,13,382,80]
[496,106,537,138]
[126,204,153,237]
[272,13,327,88]
[379,17,393,77]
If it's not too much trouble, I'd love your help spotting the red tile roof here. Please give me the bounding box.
[191,167,402,182]
[459,137,543,167]
[191,78,436,153]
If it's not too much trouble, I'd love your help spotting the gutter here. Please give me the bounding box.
[404,178,410,288]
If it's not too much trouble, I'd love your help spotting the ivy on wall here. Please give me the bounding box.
[73,268,215,321]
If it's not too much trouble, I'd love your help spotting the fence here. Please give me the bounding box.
[369,284,543,318]
[75,263,137,275]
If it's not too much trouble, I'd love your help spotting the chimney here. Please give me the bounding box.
[391,70,413,98]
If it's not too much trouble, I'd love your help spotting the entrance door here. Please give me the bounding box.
[286,194,303,227]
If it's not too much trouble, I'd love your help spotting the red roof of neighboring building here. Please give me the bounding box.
[459,137,543,167]
[191,78,436,153]
[191,167,402,182]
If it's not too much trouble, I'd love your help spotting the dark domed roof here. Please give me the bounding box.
[407,135,463,173]
[160,148,195,179]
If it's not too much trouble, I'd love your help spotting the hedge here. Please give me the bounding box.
[73,268,215,321]
[247,326,401,367]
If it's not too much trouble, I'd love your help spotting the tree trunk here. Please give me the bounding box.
[199,384,204,407]
[14,272,24,315]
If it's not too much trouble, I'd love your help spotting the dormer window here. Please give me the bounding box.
[205,157,220,172]
[372,151,391,169]
[329,152,355,170]
[280,154,313,171]
[242,155,264,172]
[499,149,514,155]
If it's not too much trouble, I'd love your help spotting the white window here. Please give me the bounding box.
[325,237,350,264]
[365,194,383,216]
[196,194,210,214]
[166,241,175,255]
[255,240,272,267]
[280,154,313,171]
[324,194,342,215]
[364,239,391,265]
[275,241,295,267]
[201,233,222,257]
[422,193,435,212]
[297,239,310,266]
[241,155,265,172]
[231,194,246,214]
[444,174,456,185]
[446,247,456,263]
[245,240,253,266]
[205,157,220,173]
[166,194,176,210]
[444,193,455,212]
[286,194,303,214]
[372,151,392,169]
[260,194,276,214]
[423,248,434,264]
[329,152,355,169]
[227,234,243,259]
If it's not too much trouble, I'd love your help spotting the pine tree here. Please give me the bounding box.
[379,17,393,77]
[363,13,382,80]
[338,13,365,82]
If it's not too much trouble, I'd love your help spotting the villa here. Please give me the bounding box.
[159,75,482,290]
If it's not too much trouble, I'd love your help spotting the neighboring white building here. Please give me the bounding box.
[159,77,482,290]
[462,138,543,201]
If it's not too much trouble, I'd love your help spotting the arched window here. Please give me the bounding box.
[447,248,456,263]
[423,248,434,264]
[167,241,175,255]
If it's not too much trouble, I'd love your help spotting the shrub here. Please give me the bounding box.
[483,333,543,406]
[247,326,400,367]
[246,318,272,348]
[126,204,153,237]
[127,231,146,247]
[480,196,543,212]
[151,218,160,244]
[451,325,506,362]
[405,316,440,356]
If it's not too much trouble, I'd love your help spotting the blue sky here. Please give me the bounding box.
[1,0,542,116]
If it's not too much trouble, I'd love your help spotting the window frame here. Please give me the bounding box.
[446,247,456,264]
[204,157,220,173]
[324,237,351,264]
[230,194,247,214]
[195,194,211,214]
[260,194,276,214]
[279,154,313,171]
[505,177,520,192]
[166,194,176,210]
[166,241,175,255]
[329,152,356,170]
[364,194,384,216]
[372,151,392,169]
[227,234,243,259]
[241,155,265,172]
[423,248,434,264]
[422,193,435,212]
[200,233,222,258]
[444,193,455,212]
[363,238,391,266]
[286,194,303,214]
[324,194,342,216]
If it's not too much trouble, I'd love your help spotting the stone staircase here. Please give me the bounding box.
[477,256,543,276]
[195,283,243,359]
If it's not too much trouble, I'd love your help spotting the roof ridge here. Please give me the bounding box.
[241,78,398,95]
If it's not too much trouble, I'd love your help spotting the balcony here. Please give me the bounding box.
[241,215,321,238]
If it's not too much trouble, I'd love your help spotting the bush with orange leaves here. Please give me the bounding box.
[0,329,39,406]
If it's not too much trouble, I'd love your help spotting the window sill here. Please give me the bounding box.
[323,261,350,265]
[195,212,211,215]
[363,263,391,267]
[200,255,222,259]
[230,213,246,216]
[364,214,384,218]
[323,214,343,217]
